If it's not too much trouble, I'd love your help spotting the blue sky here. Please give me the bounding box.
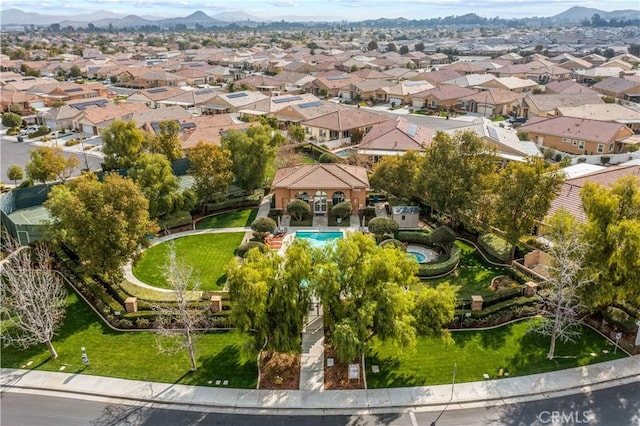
[5,0,639,20]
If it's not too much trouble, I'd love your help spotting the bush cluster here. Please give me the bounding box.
[478,233,511,262]
[416,245,460,277]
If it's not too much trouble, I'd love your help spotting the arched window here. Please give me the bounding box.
[332,191,346,205]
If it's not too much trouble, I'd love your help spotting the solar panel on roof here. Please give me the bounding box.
[226,92,248,99]
[181,122,196,130]
[273,96,302,104]
[70,99,108,110]
[5,79,16,82]
[147,87,168,94]
[195,88,216,95]
[404,81,426,87]
[407,123,418,137]
[326,75,349,81]
[23,77,36,81]
[64,88,83,93]
[299,101,322,108]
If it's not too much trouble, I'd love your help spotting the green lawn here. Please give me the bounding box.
[366,318,626,388]
[132,233,244,291]
[0,292,257,388]
[301,156,317,164]
[195,208,258,229]
[425,241,503,299]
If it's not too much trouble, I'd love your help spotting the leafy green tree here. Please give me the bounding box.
[386,42,397,52]
[428,226,456,256]
[2,112,22,129]
[413,284,456,337]
[331,201,352,220]
[287,199,311,222]
[367,217,399,241]
[128,152,185,219]
[26,146,79,183]
[222,125,284,192]
[227,241,312,354]
[367,40,378,51]
[417,130,498,227]
[414,42,425,52]
[399,45,410,55]
[492,157,565,259]
[580,176,640,308]
[251,217,277,241]
[69,64,82,78]
[187,142,233,207]
[288,123,305,144]
[7,164,24,186]
[311,232,418,363]
[45,174,158,279]
[144,120,183,162]
[369,151,421,201]
[102,120,145,170]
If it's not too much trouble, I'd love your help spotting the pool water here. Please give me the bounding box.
[409,252,426,263]
[295,231,343,248]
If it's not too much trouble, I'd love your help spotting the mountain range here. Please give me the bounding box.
[1,6,638,28]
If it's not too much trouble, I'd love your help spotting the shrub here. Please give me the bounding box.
[417,245,460,277]
[600,156,611,165]
[235,241,268,258]
[331,200,352,219]
[318,153,335,163]
[28,126,50,138]
[251,217,277,240]
[397,230,431,246]
[478,233,511,262]
[158,210,192,230]
[577,157,587,163]
[379,238,405,250]
[135,318,151,329]
[287,199,311,222]
[503,266,530,284]
[603,306,637,332]
[2,112,22,129]
[368,217,399,240]
[429,226,456,255]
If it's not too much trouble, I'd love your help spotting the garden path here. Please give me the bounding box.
[299,302,325,391]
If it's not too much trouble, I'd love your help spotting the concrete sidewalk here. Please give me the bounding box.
[2,356,638,415]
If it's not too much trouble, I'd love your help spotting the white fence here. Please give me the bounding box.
[569,151,640,166]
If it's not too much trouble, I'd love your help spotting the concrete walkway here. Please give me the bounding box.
[2,356,638,415]
[299,303,325,391]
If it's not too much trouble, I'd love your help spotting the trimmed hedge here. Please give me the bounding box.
[416,245,460,277]
[603,306,638,332]
[158,210,192,230]
[379,238,405,250]
[478,233,511,262]
[235,241,268,258]
[397,230,431,246]
[204,189,263,212]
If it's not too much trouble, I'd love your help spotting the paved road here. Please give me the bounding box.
[0,133,103,184]
[3,381,638,426]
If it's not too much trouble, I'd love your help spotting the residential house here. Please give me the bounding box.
[350,79,394,103]
[126,86,188,109]
[354,116,434,164]
[271,163,370,215]
[307,73,362,98]
[525,65,573,84]
[574,67,626,85]
[459,88,525,118]
[411,69,462,86]
[73,102,150,135]
[0,89,42,114]
[173,67,215,87]
[555,104,640,133]
[234,75,285,95]
[378,80,434,105]
[548,165,640,223]
[177,114,252,151]
[301,107,388,146]
[442,73,496,88]
[201,91,269,115]
[543,80,598,95]
[411,85,478,111]
[522,93,604,118]
[591,77,640,102]
[275,100,351,128]
[39,103,85,131]
[519,116,634,155]
[482,76,539,93]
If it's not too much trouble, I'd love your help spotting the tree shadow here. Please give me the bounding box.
[492,381,640,426]
[366,352,427,388]
[188,344,258,388]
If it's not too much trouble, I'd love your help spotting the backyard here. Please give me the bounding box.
[0,292,258,388]
[366,318,627,388]
[132,233,244,291]
[425,240,506,299]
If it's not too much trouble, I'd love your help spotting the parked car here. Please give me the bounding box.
[19,125,40,136]
[506,116,527,124]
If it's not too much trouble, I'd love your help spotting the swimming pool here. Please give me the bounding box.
[406,245,439,263]
[295,231,343,248]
